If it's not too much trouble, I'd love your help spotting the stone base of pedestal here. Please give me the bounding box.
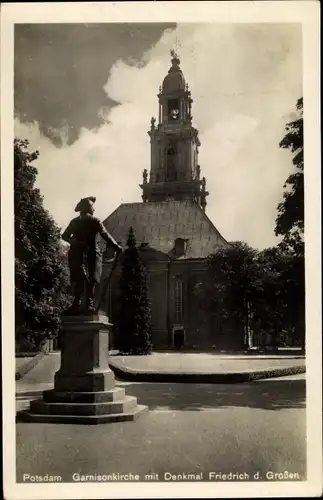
[17,314,148,425]
[17,404,148,425]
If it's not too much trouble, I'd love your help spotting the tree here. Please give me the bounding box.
[252,247,289,348]
[276,97,304,254]
[253,247,305,348]
[196,242,260,350]
[276,249,305,347]
[116,227,152,354]
[195,242,305,350]
[15,138,70,351]
[274,97,305,347]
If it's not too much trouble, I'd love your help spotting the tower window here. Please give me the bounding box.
[166,142,177,181]
[168,99,180,121]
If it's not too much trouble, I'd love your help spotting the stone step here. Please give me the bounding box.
[29,395,138,416]
[16,405,148,425]
[43,387,126,403]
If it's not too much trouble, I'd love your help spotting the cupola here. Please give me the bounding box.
[162,51,186,93]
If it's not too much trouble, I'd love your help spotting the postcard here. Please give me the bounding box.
[1,1,321,499]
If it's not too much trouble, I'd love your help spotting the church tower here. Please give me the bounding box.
[140,50,209,211]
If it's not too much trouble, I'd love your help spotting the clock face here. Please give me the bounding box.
[170,108,179,120]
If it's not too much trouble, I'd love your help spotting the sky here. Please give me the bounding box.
[14,22,302,249]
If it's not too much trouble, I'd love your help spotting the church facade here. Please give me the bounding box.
[101,52,231,350]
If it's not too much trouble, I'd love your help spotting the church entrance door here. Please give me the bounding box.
[173,327,185,349]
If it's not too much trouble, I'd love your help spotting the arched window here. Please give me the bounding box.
[100,279,112,318]
[166,143,177,181]
[168,98,180,121]
[108,282,113,318]
[174,277,183,323]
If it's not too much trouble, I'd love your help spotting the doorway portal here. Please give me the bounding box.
[173,326,185,349]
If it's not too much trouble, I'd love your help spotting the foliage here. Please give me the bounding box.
[275,97,304,254]
[196,242,305,349]
[195,242,259,349]
[252,247,305,347]
[15,138,70,351]
[116,227,152,355]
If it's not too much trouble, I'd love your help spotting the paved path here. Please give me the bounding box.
[16,374,306,482]
[17,353,60,387]
[16,352,305,389]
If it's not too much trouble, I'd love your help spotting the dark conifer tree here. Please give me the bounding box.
[117,227,152,354]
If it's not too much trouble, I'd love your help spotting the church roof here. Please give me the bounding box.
[103,200,228,259]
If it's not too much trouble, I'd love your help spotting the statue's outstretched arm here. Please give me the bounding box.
[98,221,122,252]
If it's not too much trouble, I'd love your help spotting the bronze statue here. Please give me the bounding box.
[62,196,121,314]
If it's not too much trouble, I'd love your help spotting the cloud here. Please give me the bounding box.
[14,23,302,248]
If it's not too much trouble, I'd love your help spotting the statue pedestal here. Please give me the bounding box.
[17,314,148,424]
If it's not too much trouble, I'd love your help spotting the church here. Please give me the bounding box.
[101,52,230,350]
